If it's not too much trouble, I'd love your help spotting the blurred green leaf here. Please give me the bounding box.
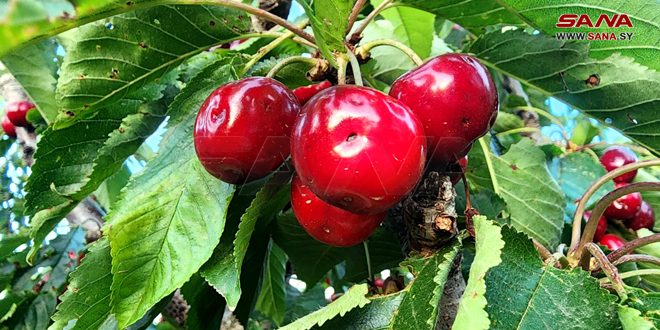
[373,0,434,59]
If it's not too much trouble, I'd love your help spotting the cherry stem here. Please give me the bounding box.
[242,30,296,75]
[495,127,541,137]
[346,0,369,35]
[363,241,374,283]
[478,137,500,194]
[184,0,316,45]
[356,39,423,66]
[266,56,319,78]
[569,159,660,252]
[461,171,477,237]
[349,0,395,42]
[346,47,364,86]
[574,182,660,270]
[607,269,660,281]
[585,243,627,300]
[337,54,349,85]
[592,254,660,274]
[533,239,554,262]
[607,233,660,264]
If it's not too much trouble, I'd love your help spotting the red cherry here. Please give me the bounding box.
[291,85,426,214]
[444,156,468,185]
[600,146,638,183]
[390,53,498,165]
[374,278,384,288]
[194,77,300,184]
[626,201,655,231]
[292,80,332,105]
[5,101,34,127]
[599,234,625,251]
[2,116,16,138]
[583,211,607,242]
[604,182,642,220]
[291,176,384,247]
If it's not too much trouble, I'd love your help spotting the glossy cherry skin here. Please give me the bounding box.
[2,116,16,138]
[291,85,426,214]
[5,101,34,127]
[291,176,385,247]
[626,201,655,231]
[604,182,642,220]
[293,80,332,105]
[194,77,300,184]
[599,234,625,251]
[600,146,638,183]
[583,211,607,242]
[390,53,498,165]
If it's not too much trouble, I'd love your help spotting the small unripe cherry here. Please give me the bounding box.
[583,211,607,242]
[626,201,655,231]
[292,80,332,105]
[599,234,625,251]
[390,53,498,165]
[2,116,16,138]
[604,182,642,220]
[291,176,384,247]
[5,101,34,127]
[194,77,300,184]
[600,146,638,183]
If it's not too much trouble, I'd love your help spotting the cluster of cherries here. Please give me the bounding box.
[194,53,498,247]
[1,101,34,138]
[587,146,655,251]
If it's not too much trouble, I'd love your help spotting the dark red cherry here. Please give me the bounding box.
[2,116,16,138]
[291,176,384,247]
[5,101,34,127]
[599,234,625,251]
[194,77,300,184]
[600,146,638,183]
[626,201,655,231]
[583,211,607,242]
[292,80,332,104]
[390,53,498,164]
[444,156,468,185]
[291,85,426,214]
[604,182,642,220]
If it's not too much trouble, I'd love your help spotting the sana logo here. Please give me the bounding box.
[556,14,633,28]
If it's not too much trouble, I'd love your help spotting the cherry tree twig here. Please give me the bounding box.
[585,243,627,300]
[607,233,660,263]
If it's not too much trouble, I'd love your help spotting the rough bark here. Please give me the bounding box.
[435,253,466,330]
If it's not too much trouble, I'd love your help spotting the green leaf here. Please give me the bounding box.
[0,232,30,260]
[54,5,251,126]
[455,184,507,221]
[397,0,525,33]
[180,274,226,330]
[256,241,288,326]
[316,293,405,329]
[272,212,403,285]
[284,284,327,325]
[51,238,113,330]
[486,225,619,329]
[498,0,660,70]
[571,119,600,146]
[492,112,524,133]
[619,305,655,330]
[454,216,504,330]
[475,138,565,247]
[201,174,291,309]
[373,0,435,59]
[360,20,415,91]
[6,292,57,330]
[392,240,461,329]
[1,40,59,123]
[551,152,614,218]
[106,57,240,327]
[468,29,660,155]
[626,287,660,328]
[299,0,354,66]
[281,284,370,330]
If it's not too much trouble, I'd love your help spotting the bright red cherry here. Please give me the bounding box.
[599,234,625,251]
[626,201,655,231]
[291,176,384,247]
[600,146,638,183]
[194,77,300,184]
[2,116,16,138]
[604,182,642,220]
[390,53,498,165]
[291,85,426,214]
[583,211,607,242]
[5,101,34,127]
[292,80,332,104]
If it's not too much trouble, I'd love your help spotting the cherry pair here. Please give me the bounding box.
[2,101,34,138]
